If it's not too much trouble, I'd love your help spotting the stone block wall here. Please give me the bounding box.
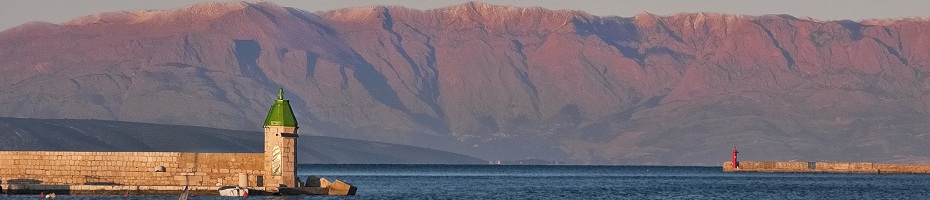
[725,161,930,174]
[0,151,263,187]
[873,164,930,173]
[724,161,810,172]
[814,162,874,172]
[773,161,808,170]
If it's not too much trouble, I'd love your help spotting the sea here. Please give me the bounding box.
[3,164,930,199]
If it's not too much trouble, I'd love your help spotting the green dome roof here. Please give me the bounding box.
[263,88,298,127]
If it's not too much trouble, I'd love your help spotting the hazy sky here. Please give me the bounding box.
[3,0,929,31]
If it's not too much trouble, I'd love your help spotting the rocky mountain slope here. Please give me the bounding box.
[0,117,485,164]
[2,2,930,165]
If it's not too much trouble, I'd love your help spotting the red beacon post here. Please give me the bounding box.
[731,147,739,168]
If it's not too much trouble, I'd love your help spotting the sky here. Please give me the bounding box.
[2,0,929,31]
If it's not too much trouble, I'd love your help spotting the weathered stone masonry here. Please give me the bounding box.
[724,161,930,173]
[0,152,262,186]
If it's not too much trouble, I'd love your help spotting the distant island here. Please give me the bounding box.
[0,117,485,164]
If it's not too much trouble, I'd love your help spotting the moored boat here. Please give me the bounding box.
[218,186,249,196]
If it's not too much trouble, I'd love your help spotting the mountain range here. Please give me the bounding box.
[2,2,930,165]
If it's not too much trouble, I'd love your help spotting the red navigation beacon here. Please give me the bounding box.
[731,147,739,168]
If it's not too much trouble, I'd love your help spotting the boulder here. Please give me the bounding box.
[327,179,357,196]
[303,176,321,187]
[319,178,332,188]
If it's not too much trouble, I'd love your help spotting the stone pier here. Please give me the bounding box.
[724,161,930,174]
[0,184,273,196]
[0,151,265,195]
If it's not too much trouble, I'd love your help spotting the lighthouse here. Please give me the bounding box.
[731,147,739,169]
[263,88,299,189]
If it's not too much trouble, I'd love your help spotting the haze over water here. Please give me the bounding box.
[4,164,928,199]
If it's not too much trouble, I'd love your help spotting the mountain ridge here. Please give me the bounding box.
[2,1,930,165]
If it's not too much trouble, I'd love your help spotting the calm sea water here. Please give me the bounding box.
[3,164,930,199]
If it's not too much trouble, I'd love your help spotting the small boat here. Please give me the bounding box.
[179,186,189,200]
[218,186,249,196]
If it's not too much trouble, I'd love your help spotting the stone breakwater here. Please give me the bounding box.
[1,185,269,196]
[723,161,930,174]
[0,151,263,186]
[0,151,265,195]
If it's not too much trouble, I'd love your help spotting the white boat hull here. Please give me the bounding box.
[218,186,249,196]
